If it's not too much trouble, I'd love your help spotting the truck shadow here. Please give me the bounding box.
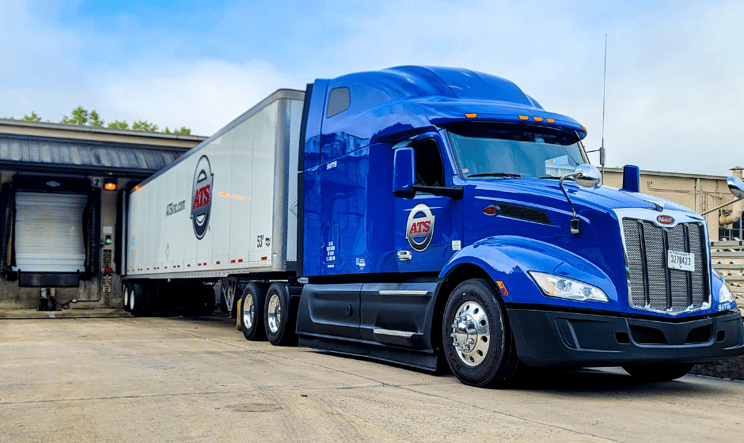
[505,366,727,397]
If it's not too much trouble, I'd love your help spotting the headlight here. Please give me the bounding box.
[720,282,735,305]
[528,271,610,303]
[713,269,736,305]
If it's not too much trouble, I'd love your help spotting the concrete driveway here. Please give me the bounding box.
[1,315,743,442]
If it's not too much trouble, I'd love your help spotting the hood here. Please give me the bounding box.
[465,177,694,215]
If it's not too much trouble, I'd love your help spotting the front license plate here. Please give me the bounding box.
[668,250,694,272]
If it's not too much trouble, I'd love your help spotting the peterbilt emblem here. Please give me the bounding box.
[483,205,500,216]
[191,155,214,239]
[406,203,435,252]
[657,215,675,225]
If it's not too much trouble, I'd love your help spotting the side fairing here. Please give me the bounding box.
[302,143,398,276]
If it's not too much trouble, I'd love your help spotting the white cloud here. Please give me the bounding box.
[2,0,744,176]
[93,58,301,134]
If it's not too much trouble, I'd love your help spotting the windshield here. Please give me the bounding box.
[447,122,588,179]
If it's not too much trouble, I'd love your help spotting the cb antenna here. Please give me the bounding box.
[600,34,607,184]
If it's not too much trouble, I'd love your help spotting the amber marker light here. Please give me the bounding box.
[518,115,529,120]
[533,117,543,122]
[546,118,555,123]
[103,179,117,191]
[465,113,477,118]
[581,125,587,130]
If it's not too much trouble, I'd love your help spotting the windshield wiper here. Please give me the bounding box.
[538,176,561,180]
[467,172,521,178]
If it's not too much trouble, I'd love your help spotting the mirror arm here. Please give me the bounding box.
[409,185,464,200]
[700,197,744,216]
[392,188,416,199]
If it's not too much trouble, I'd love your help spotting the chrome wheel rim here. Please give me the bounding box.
[450,301,490,367]
[267,294,281,334]
[129,288,135,311]
[123,287,129,308]
[242,293,254,330]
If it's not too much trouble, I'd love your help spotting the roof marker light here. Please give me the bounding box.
[546,118,555,123]
[465,113,477,118]
[581,125,587,130]
[518,116,529,120]
[533,117,543,122]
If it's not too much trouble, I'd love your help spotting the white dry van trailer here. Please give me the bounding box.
[122,90,303,315]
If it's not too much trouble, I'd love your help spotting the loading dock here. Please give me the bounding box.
[0,119,205,310]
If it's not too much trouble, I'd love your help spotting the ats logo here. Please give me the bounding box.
[191,155,214,239]
[406,203,435,252]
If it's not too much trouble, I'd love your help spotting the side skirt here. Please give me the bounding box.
[298,335,440,372]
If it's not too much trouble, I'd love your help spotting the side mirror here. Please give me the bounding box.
[392,147,415,198]
[727,176,744,199]
[573,164,601,188]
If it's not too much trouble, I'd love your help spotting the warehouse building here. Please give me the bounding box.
[0,119,205,310]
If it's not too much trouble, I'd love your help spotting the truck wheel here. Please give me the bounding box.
[442,278,519,387]
[123,283,131,312]
[240,283,266,341]
[264,282,296,346]
[622,364,693,382]
[129,283,145,316]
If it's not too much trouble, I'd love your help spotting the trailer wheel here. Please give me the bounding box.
[442,279,519,387]
[622,364,693,382]
[129,283,145,316]
[264,282,296,346]
[240,283,266,341]
[123,283,131,312]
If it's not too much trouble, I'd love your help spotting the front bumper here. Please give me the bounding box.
[508,307,744,367]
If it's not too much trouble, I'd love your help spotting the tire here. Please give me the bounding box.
[442,278,519,388]
[129,283,146,316]
[264,282,297,346]
[123,283,131,312]
[240,283,266,341]
[622,364,693,382]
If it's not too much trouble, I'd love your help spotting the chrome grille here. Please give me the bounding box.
[621,218,709,313]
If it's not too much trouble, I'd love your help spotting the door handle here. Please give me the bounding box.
[397,250,412,261]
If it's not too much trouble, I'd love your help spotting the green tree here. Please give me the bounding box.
[165,126,191,135]
[132,120,158,132]
[88,110,104,127]
[107,120,129,130]
[20,106,192,135]
[23,112,42,122]
[61,106,93,125]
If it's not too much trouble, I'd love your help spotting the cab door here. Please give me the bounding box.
[394,136,458,272]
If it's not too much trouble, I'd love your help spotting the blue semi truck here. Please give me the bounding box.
[123,66,744,387]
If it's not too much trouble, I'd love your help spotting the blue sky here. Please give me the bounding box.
[1,0,743,175]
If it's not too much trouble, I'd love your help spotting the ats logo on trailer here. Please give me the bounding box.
[406,203,435,252]
[191,155,214,239]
